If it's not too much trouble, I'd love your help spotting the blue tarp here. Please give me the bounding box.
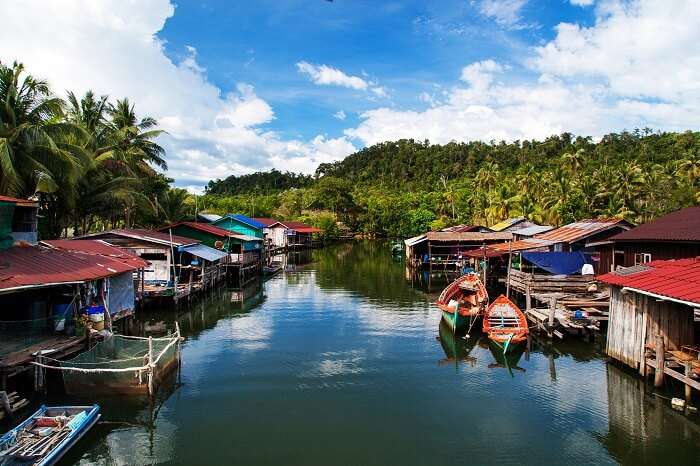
[521,251,590,275]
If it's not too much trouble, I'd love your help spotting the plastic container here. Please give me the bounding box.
[87,305,105,316]
[52,303,72,332]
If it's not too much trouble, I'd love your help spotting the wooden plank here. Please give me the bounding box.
[646,358,700,391]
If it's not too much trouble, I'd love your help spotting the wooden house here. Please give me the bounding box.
[598,258,700,396]
[213,214,265,238]
[76,229,228,301]
[404,231,513,269]
[267,221,321,250]
[0,242,147,390]
[596,206,700,272]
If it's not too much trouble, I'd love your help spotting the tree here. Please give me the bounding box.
[0,62,85,197]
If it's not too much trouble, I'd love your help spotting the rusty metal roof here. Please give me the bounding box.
[157,222,239,238]
[0,245,143,293]
[41,239,148,268]
[252,217,279,227]
[598,257,700,306]
[0,196,39,207]
[79,229,199,247]
[610,206,700,242]
[270,221,321,233]
[536,218,631,243]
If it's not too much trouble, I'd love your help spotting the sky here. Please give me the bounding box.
[1,0,699,192]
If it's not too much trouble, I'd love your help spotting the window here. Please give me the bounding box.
[634,253,651,265]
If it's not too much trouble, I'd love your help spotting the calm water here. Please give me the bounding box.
[29,242,700,464]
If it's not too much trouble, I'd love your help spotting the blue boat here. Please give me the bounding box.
[0,405,100,465]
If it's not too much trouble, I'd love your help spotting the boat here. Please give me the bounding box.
[262,261,283,277]
[436,273,488,332]
[437,319,478,369]
[483,295,529,353]
[0,405,100,465]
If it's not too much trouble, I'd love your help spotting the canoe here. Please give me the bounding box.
[483,295,529,353]
[436,273,488,332]
[262,261,283,277]
[0,405,100,465]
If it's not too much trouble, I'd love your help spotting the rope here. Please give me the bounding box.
[30,332,181,373]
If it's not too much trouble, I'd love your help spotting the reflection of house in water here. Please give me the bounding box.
[600,364,700,463]
[230,279,265,311]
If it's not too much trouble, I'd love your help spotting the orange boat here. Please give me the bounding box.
[436,273,488,332]
[483,295,529,353]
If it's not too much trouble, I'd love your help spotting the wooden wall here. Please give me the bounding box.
[621,242,700,267]
[606,287,695,370]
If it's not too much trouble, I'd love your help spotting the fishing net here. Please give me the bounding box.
[43,334,180,395]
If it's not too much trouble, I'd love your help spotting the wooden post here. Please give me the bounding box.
[428,242,432,275]
[169,229,179,304]
[506,240,513,298]
[548,297,557,331]
[685,363,692,402]
[654,334,665,388]
[525,285,531,313]
[0,391,11,417]
[147,336,154,396]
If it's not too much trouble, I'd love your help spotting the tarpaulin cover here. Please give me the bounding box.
[521,251,589,275]
[108,272,135,317]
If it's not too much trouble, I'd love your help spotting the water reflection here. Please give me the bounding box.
[25,241,700,465]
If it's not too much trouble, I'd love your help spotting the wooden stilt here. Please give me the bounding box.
[654,334,665,388]
[685,363,692,402]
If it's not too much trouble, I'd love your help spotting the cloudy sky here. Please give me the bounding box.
[1,0,698,191]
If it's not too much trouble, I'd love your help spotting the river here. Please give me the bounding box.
[49,241,700,464]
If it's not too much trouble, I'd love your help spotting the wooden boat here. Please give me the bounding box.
[0,405,100,465]
[436,273,488,332]
[262,261,283,277]
[483,295,529,353]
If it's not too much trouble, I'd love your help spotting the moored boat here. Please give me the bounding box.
[436,273,488,332]
[262,260,283,277]
[0,405,100,465]
[483,295,529,353]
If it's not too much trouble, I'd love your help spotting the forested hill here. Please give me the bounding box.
[200,131,700,237]
[313,131,699,190]
[206,169,313,195]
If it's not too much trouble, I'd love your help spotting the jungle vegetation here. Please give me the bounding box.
[203,133,700,237]
[0,61,190,237]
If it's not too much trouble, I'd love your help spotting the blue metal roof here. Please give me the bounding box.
[182,243,229,262]
[228,214,265,229]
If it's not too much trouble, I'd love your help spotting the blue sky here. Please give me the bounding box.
[159,0,595,141]
[1,0,698,191]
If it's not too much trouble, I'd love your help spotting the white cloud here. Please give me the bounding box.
[333,110,346,120]
[570,0,595,5]
[478,0,529,29]
[296,61,368,90]
[296,61,388,98]
[345,0,700,147]
[0,0,355,189]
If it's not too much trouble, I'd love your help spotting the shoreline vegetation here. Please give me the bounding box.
[2,60,699,240]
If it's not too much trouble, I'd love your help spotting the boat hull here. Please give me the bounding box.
[487,333,526,353]
[441,310,470,332]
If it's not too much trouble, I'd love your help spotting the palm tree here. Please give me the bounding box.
[0,62,84,197]
[157,188,192,225]
[106,98,166,176]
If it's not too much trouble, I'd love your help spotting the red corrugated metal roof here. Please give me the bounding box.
[0,245,142,292]
[598,257,700,305]
[41,240,148,268]
[157,222,239,238]
[270,221,321,233]
[610,206,700,242]
[252,217,279,227]
[79,229,199,246]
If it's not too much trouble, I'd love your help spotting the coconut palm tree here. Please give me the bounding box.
[0,62,85,197]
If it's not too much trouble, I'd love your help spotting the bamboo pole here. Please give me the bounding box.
[169,229,179,304]
[148,336,154,396]
[506,240,513,298]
